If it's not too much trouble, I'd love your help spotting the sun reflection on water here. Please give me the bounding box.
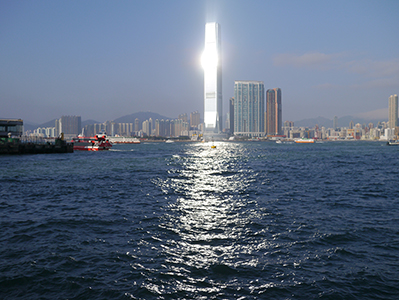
[159,142,259,270]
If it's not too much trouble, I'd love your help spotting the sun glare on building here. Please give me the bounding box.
[202,22,223,139]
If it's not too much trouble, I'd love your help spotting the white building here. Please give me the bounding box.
[202,22,223,137]
[233,81,265,137]
[33,127,56,137]
[381,128,395,141]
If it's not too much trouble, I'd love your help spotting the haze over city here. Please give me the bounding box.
[1,0,398,124]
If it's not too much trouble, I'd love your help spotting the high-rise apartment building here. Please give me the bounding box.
[134,118,140,132]
[333,116,338,130]
[389,94,398,128]
[178,113,188,123]
[202,22,222,135]
[55,115,81,138]
[189,111,200,129]
[233,81,265,137]
[229,97,234,134]
[142,120,151,136]
[266,88,282,135]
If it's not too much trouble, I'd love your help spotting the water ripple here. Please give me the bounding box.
[1,142,399,299]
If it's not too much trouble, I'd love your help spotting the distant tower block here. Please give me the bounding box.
[266,88,282,135]
[202,22,222,135]
[389,94,398,129]
[234,81,265,137]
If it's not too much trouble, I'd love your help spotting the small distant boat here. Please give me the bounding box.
[276,139,294,144]
[295,138,315,144]
[108,136,140,144]
[71,134,112,151]
[165,139,174,143]
[387,140,399,146]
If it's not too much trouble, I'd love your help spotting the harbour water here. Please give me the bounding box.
[1,141,398,299]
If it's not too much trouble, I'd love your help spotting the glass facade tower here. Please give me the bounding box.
[233,81,265,136]
[202,22,222,135]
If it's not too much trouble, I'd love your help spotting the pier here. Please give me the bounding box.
[0,137,73,155]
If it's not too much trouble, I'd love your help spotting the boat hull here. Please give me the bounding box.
[108,137,140,144]
[295,139,314,143]
[73,145,110,151]
[71,135,112,151]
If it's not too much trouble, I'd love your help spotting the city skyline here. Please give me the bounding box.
[28,110,394,141]
[1,1,398,124]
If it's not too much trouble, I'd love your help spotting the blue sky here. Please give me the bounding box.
[1,0,398,124]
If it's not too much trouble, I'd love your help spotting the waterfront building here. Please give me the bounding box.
[282,121,294,138]
[33,127,56,138]
[0,119,23,137]
[266,88,282,135]
[382,128,396,140]
[389,94,398,128]
[142,120,150,136]
[229,97,234,134]
[202,22,223,136]
[134,118,140,132]
[190,111,200,129]
[155,119,171,137]
[118,123,134,136]
[155,120,160,136]
[284,121,294,128]
[369,127,381,140]
[333,116,338,129]
[233,81,265,137]
[178,113,188,123]
[55,115,81,138]
[173,119,189,137]
[148,118,153,135]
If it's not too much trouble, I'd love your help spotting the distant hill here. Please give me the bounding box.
[82,119,99,126]
[23,112,172,132]
[294,116,332,128]
[24,119,56,131]
[24,119,100,132]
[114,111,172,124]
[293,115,387,128]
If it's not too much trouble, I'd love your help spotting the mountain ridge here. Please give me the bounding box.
[23,112,172,131]
[293,115,387,128]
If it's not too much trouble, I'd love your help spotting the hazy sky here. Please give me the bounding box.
[1,0,398,124]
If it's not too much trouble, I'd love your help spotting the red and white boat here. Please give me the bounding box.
[71,134,112,151]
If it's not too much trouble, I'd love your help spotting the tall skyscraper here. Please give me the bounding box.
[134,118,140,132]
[389,94,398,128]
[234,81,265,136]
[229,97,234,134]
[202,22,222,136]
[333,116,338,130]
[266,88,282,135]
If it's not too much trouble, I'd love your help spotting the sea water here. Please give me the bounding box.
[1,141,398,299]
